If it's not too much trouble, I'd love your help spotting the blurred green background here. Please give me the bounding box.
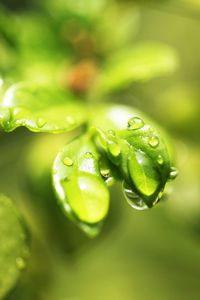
[0,0,200,299]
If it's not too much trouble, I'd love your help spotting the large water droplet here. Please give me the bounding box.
[37,117,46,128]
[63,156,73,166]
[108,142,121,157]
[16,257,26,270]
[169,166,178,180]
[128,117,144,130]
[148,136,159,148]
[157,154,164,165]
[123,182,149,211]
[84,152,93,159]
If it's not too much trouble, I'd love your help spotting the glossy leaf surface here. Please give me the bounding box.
[0,82,87,133]
[53,134,110,237]
[91,104,173,207]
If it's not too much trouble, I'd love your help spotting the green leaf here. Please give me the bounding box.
[91,104,174,208]
[0,195,29,300]
[128,150,160,202]
[97,42,178,93]
[52,133,110,237]
[0,82,87,133]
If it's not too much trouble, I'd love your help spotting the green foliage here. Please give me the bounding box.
[50,103,177,235]
[53,133,109,237]
[0,1,180,298]
[98,42,178,93]
[0,195,29,300]
[0,1,178,234]
[91,105,175,208]
[0,83,87,133]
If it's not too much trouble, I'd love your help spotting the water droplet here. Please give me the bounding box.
[66,115,75,125]
[105,176,115,187]
[100,167,110,178]
[128,117,144,130]
[148,136,159,148]
[16,257,26,270]
[63,156,73,166]
[123,182,149,211]
[108,142,121,157]
[84,152,93,159]
[157,154,164,165]
[169,166,178,180]
[107,129,116,137]
[37,117,46,128]
[157,190,164,202]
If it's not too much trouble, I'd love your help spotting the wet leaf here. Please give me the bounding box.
[91,104,174,208]
[0,195,29,299]
[52,133,110,237]
[0,82,87,133]
[128,150,160,206]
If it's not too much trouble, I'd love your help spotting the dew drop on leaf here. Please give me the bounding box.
[100,168,114,186]
[105,176,115,187]
[148,136,159,148]
[169,166,179,180]
[84,152,93,159]
[100,167,110,178]
[63,156,74,166]
[123,182,149,211]
[107,129,116,137]
[128,117,144,130]
[157,154,164,165]
[108,142,121,157]
[36,117,47,128]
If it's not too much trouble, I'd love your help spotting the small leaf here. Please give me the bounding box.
[52,134,110,236]
[128,150,160,206]
[97,42,178,93]
[0,195,29,299]
[0,82,87,133]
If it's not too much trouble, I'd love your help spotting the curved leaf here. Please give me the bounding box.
[52,133,110,237]
[97,42,178,93]
[0,195,29,299]
[0,82,87,133]
[91,104,174,208]
[128,150,160,202]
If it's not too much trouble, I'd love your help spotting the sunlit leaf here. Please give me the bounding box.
[53,133,110,236]
[128,150,160,202]
[91,104,173,208]
[0,82,88,133]
[0,195,29,300]
[97,42,178,93]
